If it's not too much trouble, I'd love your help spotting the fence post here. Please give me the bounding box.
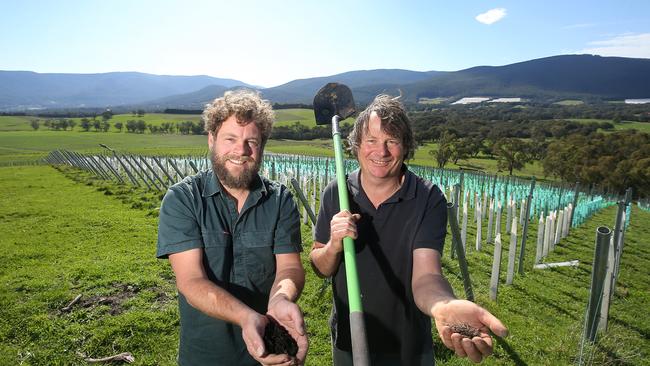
[446,203,474,302]
[475,200,482,251]
[98,154,126,184]
[123,155,151,189]
[113,153,140,187]
[569,182,580,228]
[487,198,494,244]
[131,156,162,191]
[518,177,535,274]
[290,178,317,225]
[167,158,185,181]
[489,233,503,302]
[611,188,633,299]
[90,155,112,180]
[152,156,176,185]
[582,226,612,345]
[140,156,167,189]
[506,218,517,285]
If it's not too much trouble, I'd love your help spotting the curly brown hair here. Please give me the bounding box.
[348,94,416,160]
[202,89,275,146]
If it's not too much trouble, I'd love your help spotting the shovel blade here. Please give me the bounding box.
[313,83,356,125]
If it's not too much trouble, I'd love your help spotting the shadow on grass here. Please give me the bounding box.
[610,316,650,340]
[511,283,578,320]
[494,334,527,366]
[595,342,638,366]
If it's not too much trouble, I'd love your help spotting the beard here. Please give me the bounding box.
[211,150,261,190]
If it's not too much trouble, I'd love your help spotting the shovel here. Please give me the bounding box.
[313,83,369,366]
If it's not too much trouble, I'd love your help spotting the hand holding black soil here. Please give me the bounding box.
[449,323,481,339]
[263,319,298,356]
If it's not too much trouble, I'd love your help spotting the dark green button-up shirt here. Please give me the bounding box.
[157,169,302,366]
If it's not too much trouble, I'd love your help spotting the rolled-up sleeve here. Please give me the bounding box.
[156,186,204,258]
[272,188,302,254]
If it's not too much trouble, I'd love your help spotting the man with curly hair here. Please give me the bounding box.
[157,90,308,365]
[310,95,508,365]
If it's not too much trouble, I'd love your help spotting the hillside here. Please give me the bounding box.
[0,71,252,111]
[3,55,650,110]
[404,55,650,101]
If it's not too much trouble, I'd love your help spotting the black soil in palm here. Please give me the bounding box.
[263,320,298,356]
[450,323,481,338]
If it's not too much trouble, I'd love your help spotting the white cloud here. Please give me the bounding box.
[578,33,650,59]
[475,8,507,25]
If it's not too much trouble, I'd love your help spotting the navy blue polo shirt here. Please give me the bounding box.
[314,166,447,364]
[157,169,302,366]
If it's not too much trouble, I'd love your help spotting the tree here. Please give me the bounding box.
[126,120,137,133]
[101,109,113,122]
[114,122,123,132]
[68,119,77,130]
[30,119,40,130]
[80,118,91,132]
[429,131,456,168]
[93,119,101,132]
[493,138,533,175]
[543,130,650,197]
[100,120,111,132]
[136,120,146,133]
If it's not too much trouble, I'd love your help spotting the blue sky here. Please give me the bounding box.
[1,0,649,87]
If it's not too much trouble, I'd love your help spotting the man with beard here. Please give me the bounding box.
[157,90,307,366]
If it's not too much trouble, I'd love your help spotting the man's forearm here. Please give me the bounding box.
[309,242,342,278]
[412,273,457,316]
[178,277,254,326]
[269,265,305,306]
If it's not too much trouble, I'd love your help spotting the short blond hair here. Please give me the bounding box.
[202,89,274,146]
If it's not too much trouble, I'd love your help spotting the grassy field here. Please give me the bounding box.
[568,118,650,133]
[1,165,648,365]
[0,109,353,133]
[0,130,208,164]
[0,127,548,181]
[554,100,584,106]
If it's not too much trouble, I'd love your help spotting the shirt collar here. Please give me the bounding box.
[202,169,268,198]
[347,164,416,202]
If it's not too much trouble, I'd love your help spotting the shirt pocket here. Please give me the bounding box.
[240,230,275,287]
[201,230,233,283]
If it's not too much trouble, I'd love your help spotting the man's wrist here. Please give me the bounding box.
[268,293,290,309]
[325,240,343,255]
[429,297,456,317]
[235,305,259,327]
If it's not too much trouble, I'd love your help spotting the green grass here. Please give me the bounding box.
[418,97,450,105]
[0,110,337,133]
[0,165,177,365]
[1,165,648,365]
[0,130,208,164]
[568,118,650,133]
[412,142,545,178]
[0,128,547,181]
[0,116,37,131]
[554,100,584,106]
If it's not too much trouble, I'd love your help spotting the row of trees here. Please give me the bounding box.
[409,100,650,123]
[428,132,546,175]
[29,119,206,135]
[542,130,649,197]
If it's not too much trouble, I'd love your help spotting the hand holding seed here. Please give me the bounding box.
[431,299,508,363]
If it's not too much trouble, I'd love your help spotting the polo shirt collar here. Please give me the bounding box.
[202,169,268,198]
[347,164,416,202]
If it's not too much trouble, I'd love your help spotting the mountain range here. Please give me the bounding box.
[2,55,650,111]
